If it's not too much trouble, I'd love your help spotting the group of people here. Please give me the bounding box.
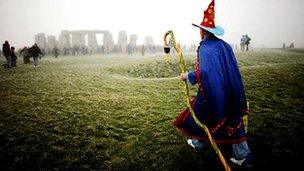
[61,45,93,56]
[2,41,17,68]
[126,44,146,56]
[283,42,295,49]
[1,41,43,68]
[2,0,253,169]
[240,34,251,51]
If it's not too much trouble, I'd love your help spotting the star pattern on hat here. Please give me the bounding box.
[200,0,216,28]
[192,0,225,36]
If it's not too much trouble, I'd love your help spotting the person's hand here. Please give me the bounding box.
[180,72,188,81]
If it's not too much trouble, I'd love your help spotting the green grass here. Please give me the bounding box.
[0,50,303,170]
[284,48,304,54]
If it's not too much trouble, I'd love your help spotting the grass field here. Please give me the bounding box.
[0,49,303,170]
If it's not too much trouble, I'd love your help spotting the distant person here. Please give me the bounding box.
[240,35,246,52]
[127,44,133,55]
[30,43,43,67]
[53,47,60,58]
[283,43,286,50]
[10,47,17,67]
[20,46,31,64]
[2,41,11,68]
[81,46,87,55]
[63,46,69,55]
[72,45,79,56]
[244,35,251,51]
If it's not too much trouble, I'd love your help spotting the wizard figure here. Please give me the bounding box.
[174,0,253,168]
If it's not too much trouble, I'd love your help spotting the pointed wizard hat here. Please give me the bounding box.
[192,0,225,36]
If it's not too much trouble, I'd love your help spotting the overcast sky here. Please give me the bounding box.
[0,0,303,48]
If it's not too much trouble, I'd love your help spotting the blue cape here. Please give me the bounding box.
[173,36,248,144]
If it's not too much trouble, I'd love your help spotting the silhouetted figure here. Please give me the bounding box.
[2,41,11,68]
[53,47,60,58]
[20,46,31,63]
[127,44,134,55]
[283,43,286,49]
[240,35,251,51]
[72,45,79,56]
[10,47,17,67]
[240,35,246,52]
[63,47,69,55]
[289,43,294,48]
[244,35,251,51]
[30,43,43,67]
[81,46,87,55]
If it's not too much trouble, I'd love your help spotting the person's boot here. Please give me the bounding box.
[187,139,206,149]
[230,152,253,168]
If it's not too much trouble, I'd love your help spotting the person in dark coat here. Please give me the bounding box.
[240,35,246,52]
[2,41,11,68]
[174,0,253,168]
[20,46,31,64]
[10,47,17,67]
[30,43,43,67]
[244,35,251,51]
[53,47,60,58]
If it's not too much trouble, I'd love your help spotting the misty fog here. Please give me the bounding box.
[0,0,303,48]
